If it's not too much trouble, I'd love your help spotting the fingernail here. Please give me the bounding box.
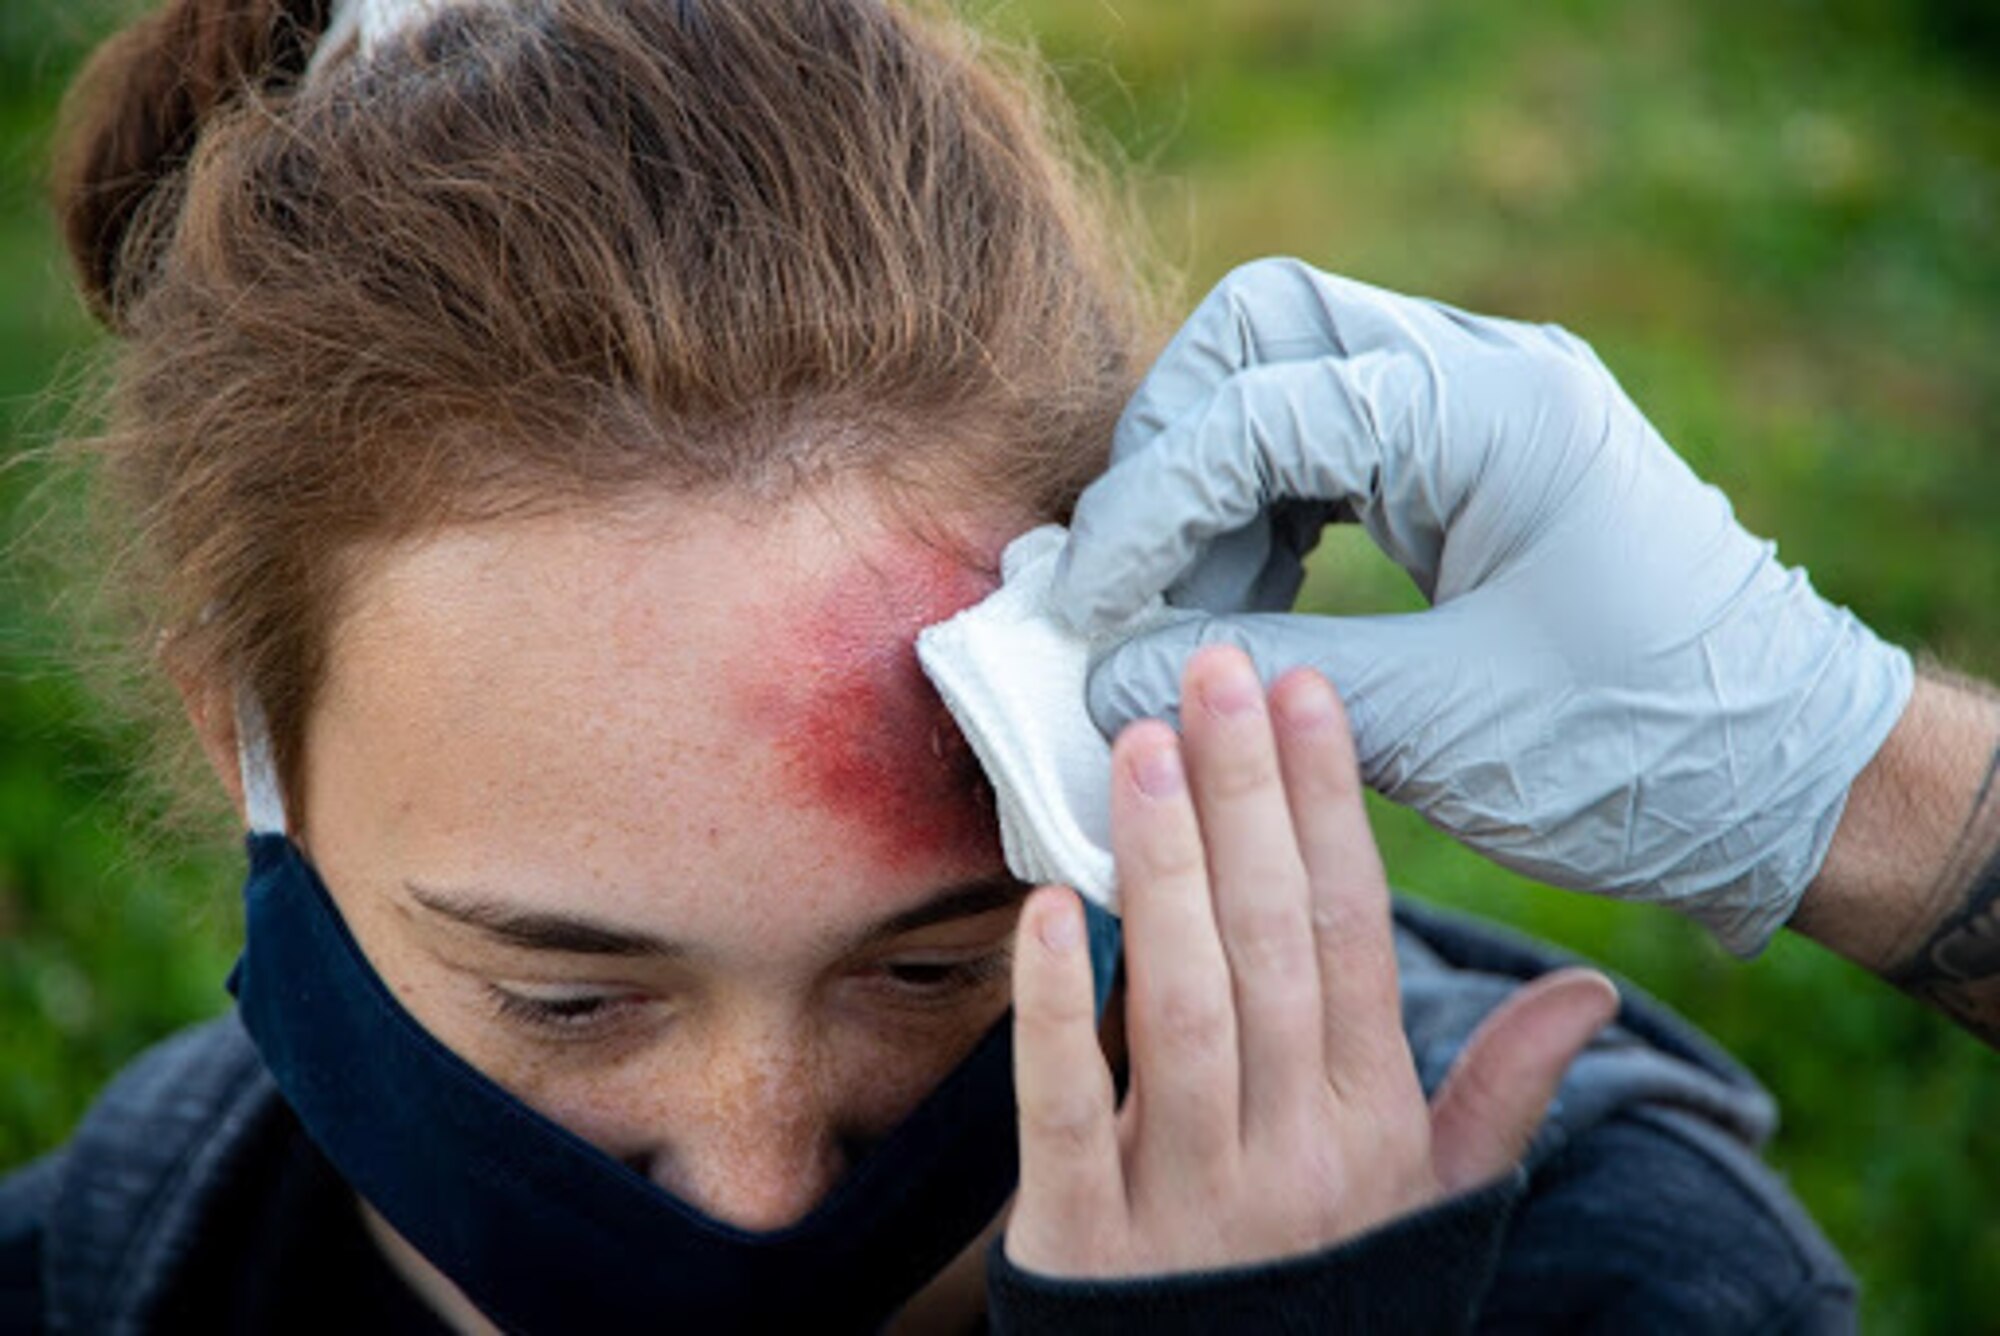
[1201,661,1261,718]
[1133,742,1185,798]
[1275,672,1339,733]
[1039,900,1081,954]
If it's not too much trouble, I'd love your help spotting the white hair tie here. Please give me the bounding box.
[306,0,482,82]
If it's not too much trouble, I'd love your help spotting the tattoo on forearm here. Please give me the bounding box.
[1888,745,2000,1048]
[1965,746,2000,842]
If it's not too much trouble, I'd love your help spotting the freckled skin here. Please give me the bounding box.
[278,496,1038,1321]
[741,543,1002,873]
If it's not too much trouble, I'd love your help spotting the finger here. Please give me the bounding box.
[1178,646,1324,1137]
[1112,718,1241,1169]
[1109,259,1507,467]
[1107,258,1359,468]
[1084,605,1482,775]
[1265,668,1406,1083]
[1427,968,1621,1193]
[1057,263,1504,632]
[1008,886,1125,1271]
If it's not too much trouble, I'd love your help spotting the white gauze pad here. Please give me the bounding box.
[917,525,1192,915]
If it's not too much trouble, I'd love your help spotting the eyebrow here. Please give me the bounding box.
[870,876,1028,939]
[403,883,683,957]
[402,874,1029,958]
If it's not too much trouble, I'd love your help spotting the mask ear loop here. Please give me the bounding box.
[234,690,290,837]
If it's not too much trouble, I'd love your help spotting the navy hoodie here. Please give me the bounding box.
[1,899,1855,1333]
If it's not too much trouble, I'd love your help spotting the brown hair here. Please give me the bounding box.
[51,0,1155,825]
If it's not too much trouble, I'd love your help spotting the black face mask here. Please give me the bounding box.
[227,831,1122,1333]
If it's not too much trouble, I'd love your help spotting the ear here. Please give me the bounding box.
[169,660,248,825]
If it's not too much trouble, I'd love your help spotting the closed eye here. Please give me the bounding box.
[877,951,1011,998]
[486,983,640,1035]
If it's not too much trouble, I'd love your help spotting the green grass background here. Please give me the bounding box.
[2,0,1996,1327]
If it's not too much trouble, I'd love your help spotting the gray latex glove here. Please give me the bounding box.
[1055,257,1913,954]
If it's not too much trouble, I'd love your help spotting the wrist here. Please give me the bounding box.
[1790,669,2000,972]
[987,1170,1524,1336]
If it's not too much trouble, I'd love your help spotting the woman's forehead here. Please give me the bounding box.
[307,494,1017,908]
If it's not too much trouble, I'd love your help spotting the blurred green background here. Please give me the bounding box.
[2,0,1996,1327]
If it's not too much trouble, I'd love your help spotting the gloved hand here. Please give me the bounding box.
[1054,257,1914,954]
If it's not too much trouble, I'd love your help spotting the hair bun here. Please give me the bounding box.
[51,0,328,329]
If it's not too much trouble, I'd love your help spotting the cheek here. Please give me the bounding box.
[736,545,1001,874]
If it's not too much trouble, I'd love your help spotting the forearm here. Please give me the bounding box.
[1790,667,2000,1048]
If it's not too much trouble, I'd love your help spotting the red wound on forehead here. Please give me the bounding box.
[738,544,1001,874]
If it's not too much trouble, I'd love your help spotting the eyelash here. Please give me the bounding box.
[877,950,1011,1000]
[485,985,632,1035]
[483,950,1013,1037]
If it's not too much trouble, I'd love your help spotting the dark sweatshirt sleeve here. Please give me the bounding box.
[986,1169,1525,1335]
[1474,1115,1857,1334]
[0,1153,62,1336]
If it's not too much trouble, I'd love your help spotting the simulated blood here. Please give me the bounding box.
[739,544,1001,873]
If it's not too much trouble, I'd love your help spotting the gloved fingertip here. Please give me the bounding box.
[1083,639,1183,739]
[1048,541,1139,637]
[1084,618,1224,738]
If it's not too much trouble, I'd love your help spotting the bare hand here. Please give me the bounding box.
[1006,645,1619,1278]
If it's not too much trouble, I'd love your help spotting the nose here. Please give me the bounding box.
[643,1035,851,1232]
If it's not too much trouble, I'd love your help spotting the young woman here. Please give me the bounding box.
[1,1,1861,1330]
